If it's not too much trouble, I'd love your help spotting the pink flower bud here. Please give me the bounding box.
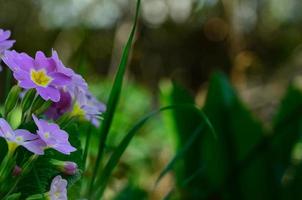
[50,159,78,175]
[63,161,78,175]
[12,165,22,177]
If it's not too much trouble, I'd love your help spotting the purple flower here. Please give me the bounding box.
[77,91,106,127]
[2,50,72,102]
[45,89,72,119]
[32,115,76,155]
[0,118,46,155]
[43,54,106,126]
[0,29,15,56]
[48,175,68,200]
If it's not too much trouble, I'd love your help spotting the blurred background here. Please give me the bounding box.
[1,0,302,199]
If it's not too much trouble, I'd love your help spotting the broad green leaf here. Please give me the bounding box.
[271,85,302,169]
[201,72,274,200]
[271,85,302,199]
[160,81,213,199]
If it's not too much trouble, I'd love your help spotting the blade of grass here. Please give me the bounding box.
[88,0,141,197]
[91,104,215,199]
[83,122,93,170]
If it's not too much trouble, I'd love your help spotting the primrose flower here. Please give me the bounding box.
[2,50,72,102]
[75,91,106,127]
[45,60,106,126]
[0,29,15,56]
[0,118,46,155]
[48,175,68,200]
[33,115,76,155]
[0,29,15,72]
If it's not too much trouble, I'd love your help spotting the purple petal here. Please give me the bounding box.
[14,129,39,141]
[0,40,15,50]
[0,118,14,140]
[34,51,56,72]
[22,139,46,155]
[36,86,60,102]
[0,30,11,41]
[49,72,71,86]
[54,142,77,155]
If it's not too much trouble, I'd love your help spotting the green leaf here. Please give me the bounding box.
[201,72,274,200]
[271,85,302,169]
[113,183,147,200]
[88,0,141,195]
[160,80,217,199]
[155,123,205,187]
[4,85,21,118]
[270,85,302,199]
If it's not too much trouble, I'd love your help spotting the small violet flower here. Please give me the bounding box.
[0,118,45,155]
[2,50,72,102]
[45,62,106,127]
[33,115,76,155]
[0,29,15,57]
[48,175,68,200]
[75,91,106,127]
[0,29,15,72]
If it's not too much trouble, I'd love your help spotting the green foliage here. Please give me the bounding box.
[114,183,147,200]
[201,73,274,200]
[15,123,83,199]
[160,72,302,200]
[270,85,302,200]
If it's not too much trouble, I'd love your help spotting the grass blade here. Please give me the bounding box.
[88,0,141,196]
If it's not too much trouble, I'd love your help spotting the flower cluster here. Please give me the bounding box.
[3,49,105,127]
[0,28,106,200]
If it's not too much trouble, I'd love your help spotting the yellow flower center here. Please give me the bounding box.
[44,132,50,139]
[71,103,86,118]
[7,142,18,153]
[15,136,24,143]
[30,69,52,87]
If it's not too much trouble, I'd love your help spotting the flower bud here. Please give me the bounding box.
[50,159,78,175]
[12,165,22,177]
[4,85,21,117]
[63,162,78,175]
